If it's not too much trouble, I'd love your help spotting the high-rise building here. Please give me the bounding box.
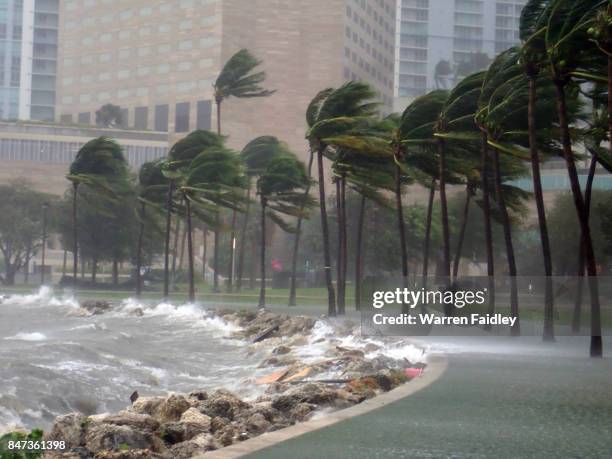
[394,0,526,110]
[0,0,59,121]
[56,0,396,159]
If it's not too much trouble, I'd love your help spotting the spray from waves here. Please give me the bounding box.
[3,332,47,342]
[295,320,426,365]
[115,298,240,337]
[0,286,78,310]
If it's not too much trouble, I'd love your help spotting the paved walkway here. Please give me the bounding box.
[241,333,612,459]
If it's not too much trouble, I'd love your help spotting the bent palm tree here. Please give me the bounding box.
[214,49,275,292]
[68,137,128,286]
[257,154,313,308]
[237,136,285,292]
[306,82,378,316]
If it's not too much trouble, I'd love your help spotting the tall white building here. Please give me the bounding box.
[393,0,526,110]
[0,0,59,121]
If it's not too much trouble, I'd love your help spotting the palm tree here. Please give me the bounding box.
[237,136,285,292]
[176,146,247,301]
[306,83,378,316]
[136,160,169,297]
[543,0,603,356]
[214,49,275,292]
[68,137,128,286]
[256,154,313,308]
[288,148,315,306]
[435,72,485,312]
[165,131,224,296]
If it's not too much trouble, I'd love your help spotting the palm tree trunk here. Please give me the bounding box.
[572,154,597,333]
[437,138,451,314]
[258,199,267,309]
[163,182,174,299]
[452,185,472,280]
[491,144,520,336]
[480,133,495,323]
[72,182,78,285]
[422,179,436,290]
[554,81,602,358]
[289,150,315,306]
[237,185,252,292]
[317,146,337,317]
[185,195,195,302]
[335,180,346,315]
[112,259,119,286]
[341,175,348,311]
[202,224,208,283]
[213,210,221,293]
[136,201,146,298]
[171,209,182,286]
[62,249,67,278]
[178,225,187,271]
[227,210,237,293]
[355,194,366,310]
[528,74,554,341]
[216,98,222,135]
[91,255,97,284]
[395,159,409,314]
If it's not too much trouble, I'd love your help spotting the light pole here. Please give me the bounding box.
[41,202,49,285]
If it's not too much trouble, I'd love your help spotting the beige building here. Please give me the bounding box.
[0,121,168,194]
[56,0,396,160]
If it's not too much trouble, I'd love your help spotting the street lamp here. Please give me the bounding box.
[41,202,50,285]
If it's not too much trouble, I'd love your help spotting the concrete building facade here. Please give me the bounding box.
[56,0,396,160]
[0,0,59,121]
[0,121,168,194]
[394,0,526,110]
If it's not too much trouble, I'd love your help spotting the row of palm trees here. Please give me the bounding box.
[65,0,609,357]
[307,0,611,358]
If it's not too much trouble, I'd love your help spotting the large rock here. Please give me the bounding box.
[92,450,168,459]
[81,300,112,315]
[92,411,159,431]
[169,433,220,459]
[131,394,189,424]
[45,413,87,449]
[158,409,211,444]
[84,423,160,452]
[195,390,250,420]
[271,383,339,413]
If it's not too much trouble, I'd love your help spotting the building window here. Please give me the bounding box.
[78,112,90,125]
[120,108,129,128]
[155,104,169,132]
[175,102,190,133]
[135,107,148,130]
[60,114,73,124]
[196,100,212,130]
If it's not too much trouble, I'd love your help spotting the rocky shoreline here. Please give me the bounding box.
[12,304,425,458]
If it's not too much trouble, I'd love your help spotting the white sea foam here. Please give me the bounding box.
[4,332,47,342]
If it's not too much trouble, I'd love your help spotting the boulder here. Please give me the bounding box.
[287,403,315,422]
[96,411,159,431]
[180,408,211,430]
[196,390,250,420]
[81,301,112,315]
[245,413,271,434]
[132,394,190,424]
[92,450,167,459]
[213,425,237,447]
[45,413,87,449]
[84,423,159,452]
[169,433,220,459]
[272,345,292,355]
[271,383,339,413]
[209,416,228,433]
[187,390,208,403]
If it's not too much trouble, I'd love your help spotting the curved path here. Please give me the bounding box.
[241,336,612,459]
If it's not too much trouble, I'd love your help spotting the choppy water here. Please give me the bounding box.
[0,287,426,433]
[0,287,262,431]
